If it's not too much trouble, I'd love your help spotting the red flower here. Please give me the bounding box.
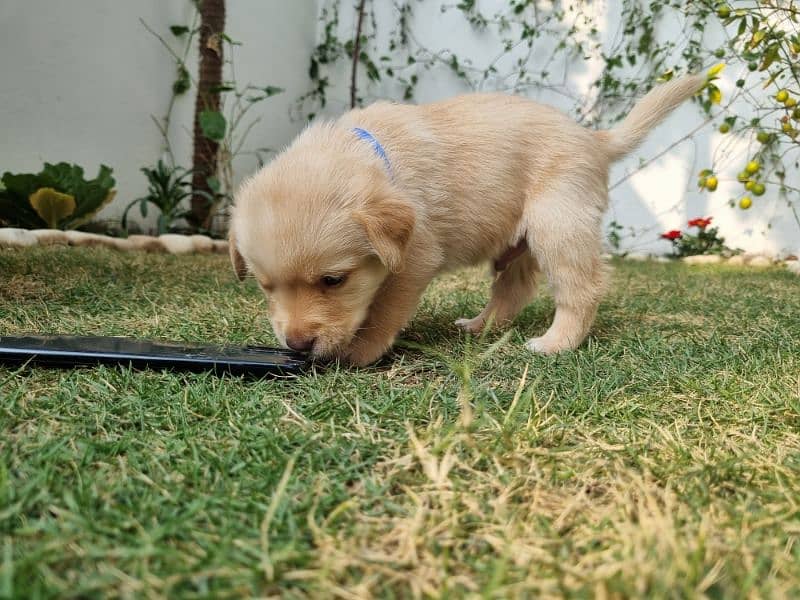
[661,230,683,241]
[688,216,713,229]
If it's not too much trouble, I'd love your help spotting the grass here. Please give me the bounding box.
[1,247,799,599]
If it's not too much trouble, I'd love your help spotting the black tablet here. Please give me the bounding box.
[0,335,307,377]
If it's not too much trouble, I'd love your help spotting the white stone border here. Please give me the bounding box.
[608,251,799,274]
[0,228,228,255]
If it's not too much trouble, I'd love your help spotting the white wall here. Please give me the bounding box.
[1,1,797,254]
[0,0,317,230]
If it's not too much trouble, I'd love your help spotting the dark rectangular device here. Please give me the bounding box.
[0,335,307,377]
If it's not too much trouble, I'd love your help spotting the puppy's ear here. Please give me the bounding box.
[354,197,415,273]
[228,225,248,281]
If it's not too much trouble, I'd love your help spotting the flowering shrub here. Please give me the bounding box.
[661,217,733,258]
[697,4,799,218]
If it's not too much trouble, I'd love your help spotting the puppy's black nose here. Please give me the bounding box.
[286,335,316,353]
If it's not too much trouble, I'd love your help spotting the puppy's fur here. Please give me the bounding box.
[230,73,705,365]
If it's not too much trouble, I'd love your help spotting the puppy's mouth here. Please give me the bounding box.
[307,327,361,362]
[308,336,348,361]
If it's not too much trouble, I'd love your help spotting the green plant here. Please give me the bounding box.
[141,3,284,233]
[661,217,733,257]
[121,160,211,235]
[607,220,624,252]
[0,162,115,230]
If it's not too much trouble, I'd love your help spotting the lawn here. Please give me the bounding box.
[1,247,799,598]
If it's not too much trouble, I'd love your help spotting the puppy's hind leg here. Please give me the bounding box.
[524,189,607,354]
[455,252,540,334]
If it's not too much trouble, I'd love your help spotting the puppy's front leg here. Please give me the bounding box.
[342,271,430,367]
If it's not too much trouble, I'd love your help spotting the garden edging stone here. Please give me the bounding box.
[0,227,227,255]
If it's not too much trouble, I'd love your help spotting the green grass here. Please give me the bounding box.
[1,247,799,598]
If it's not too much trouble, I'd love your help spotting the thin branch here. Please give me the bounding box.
[351,0,367,108]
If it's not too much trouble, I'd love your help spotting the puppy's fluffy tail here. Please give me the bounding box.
[596,72,706,162]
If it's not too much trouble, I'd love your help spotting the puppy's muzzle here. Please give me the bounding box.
[285,334,316,353]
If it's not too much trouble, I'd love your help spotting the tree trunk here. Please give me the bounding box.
[190,0,225,229]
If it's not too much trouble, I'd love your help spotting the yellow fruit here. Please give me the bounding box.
[752,183,765,196]
[705,176,718,191]
[745,180,756,191]
[745,160,760,174]
[793,108,800,120]
[776,89,789,103]
[719,123,730,133]
[757,131,770,143]
[737,171,750,183]
[785,97,798,108]
[783,122,795,134]
[739,196,752,210]
[716,5,731,18]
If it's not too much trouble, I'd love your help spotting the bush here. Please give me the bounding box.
[661,217,734,258]
[0,162,116,230]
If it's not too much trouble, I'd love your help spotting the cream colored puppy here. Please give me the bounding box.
[229,73,705,366]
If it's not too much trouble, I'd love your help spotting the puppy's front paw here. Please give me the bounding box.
[341,338,390,367]
[455,316,484,334]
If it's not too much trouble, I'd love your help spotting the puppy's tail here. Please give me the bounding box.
[596,72,706,162]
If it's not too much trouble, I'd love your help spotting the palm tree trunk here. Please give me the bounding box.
[190,0,225,229]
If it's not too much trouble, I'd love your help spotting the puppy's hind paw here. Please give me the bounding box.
[455,316,484,334]
[525,336,562,355]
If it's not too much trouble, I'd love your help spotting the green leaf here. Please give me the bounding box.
[0,179,43,228]
[364,60,381,82]
[262,86,284,97]
[219,33,242,46]
[657,69,674,82]
[199,110,226,141]
[170,25,190,36]
[157,213,170,235]
[759,43,780,71]
[707,62,725,77]
[28,187,76,228]
[206,176,221,194]
[173,66,190,95]
[750,29,766,48]
[737,17,747,37]
[210,83,236,93]
[708,84,722,105]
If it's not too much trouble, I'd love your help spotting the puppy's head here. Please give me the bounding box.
[229,126,414,358]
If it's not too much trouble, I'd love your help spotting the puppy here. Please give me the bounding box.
[229,73,705,366]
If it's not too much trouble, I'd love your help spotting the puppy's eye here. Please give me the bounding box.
[320,274,346,288]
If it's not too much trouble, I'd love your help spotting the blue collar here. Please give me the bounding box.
[352,127,392,176]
